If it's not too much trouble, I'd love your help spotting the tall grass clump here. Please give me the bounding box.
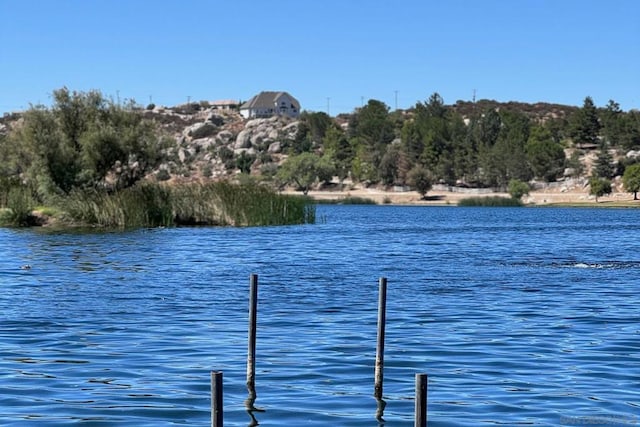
[64,184,173,228]
[60,181,315,229]
[458,196,523,207]
[0,179,39,226]
[174,181,315,226]
[316,196,377,205]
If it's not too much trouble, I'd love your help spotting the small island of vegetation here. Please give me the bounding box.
[0,88,314,228]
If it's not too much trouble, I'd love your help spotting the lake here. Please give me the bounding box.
[1,205,639,426]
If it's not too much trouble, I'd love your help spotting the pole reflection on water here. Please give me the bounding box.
[244,383,263,427]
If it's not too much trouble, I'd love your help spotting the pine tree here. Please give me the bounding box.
[570,96,601,147]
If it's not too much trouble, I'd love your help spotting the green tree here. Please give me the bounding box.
[10,88,166,197]
[407,166,433,199]
[322,126,352,186]
[489,110,531,187]
[277,152,331,195]
[379,144,401,185]
[569,96,601,147]
[589,176,611,202]
[348,99,395,183]
[526,126,566,181]
[293,111,334,154]
[508,179,530,200]
[593,145,614,178]
[401,93,452,181]
[622,163,640,200]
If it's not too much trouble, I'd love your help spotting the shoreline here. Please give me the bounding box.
[286,186,639,207]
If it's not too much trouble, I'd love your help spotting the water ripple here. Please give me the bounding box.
[1,207,639,425]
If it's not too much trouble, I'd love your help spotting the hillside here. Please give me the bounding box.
[2,97,640,206]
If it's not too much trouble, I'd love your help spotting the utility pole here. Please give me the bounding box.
[394,90,398,111]
[326,97,331,116]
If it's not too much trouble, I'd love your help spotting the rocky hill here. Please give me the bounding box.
[137,105,300,183]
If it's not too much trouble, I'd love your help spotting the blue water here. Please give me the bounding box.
[1,206,639,426]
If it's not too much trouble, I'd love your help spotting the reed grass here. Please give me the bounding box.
[458,196,523,207]
[0,180,39,227]
[61,181,315,228]
[315,196,377,205]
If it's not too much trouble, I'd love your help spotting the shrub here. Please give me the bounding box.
[156,169,171,182]
[508,179,530,200]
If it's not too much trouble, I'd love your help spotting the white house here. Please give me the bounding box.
[211,99,240,111]
[240,91,300,119]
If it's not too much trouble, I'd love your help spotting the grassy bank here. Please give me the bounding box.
[0,181,315,228]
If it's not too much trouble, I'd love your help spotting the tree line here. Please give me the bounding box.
[2,88,640,205]
[278,94,640,199]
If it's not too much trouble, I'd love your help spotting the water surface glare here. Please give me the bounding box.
[1,206,639,426]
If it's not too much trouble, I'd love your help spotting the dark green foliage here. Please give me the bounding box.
[508,179,530,200]
[407,165,433,198]
[295,112,334,152]
[622,163,640,200]
[322,126,352,183]
[155,169,171,181]
[349,99,396,183]
[458,196,523,207]
[593,145,614,179]
[236,151,256,174]
[277,152,335,195]
[488,110,532,187]
[569,96,601,147]
[10,88,166,196]
[599,100,640,149]
[589,176,612,202]
[526,126,566,181]
[315,196,377,205]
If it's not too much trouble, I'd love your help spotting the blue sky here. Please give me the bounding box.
[1,0,638,115]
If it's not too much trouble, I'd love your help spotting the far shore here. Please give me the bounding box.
[284,185,640,207]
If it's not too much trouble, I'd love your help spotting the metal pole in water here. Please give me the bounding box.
[374,277,387,400]
[247,274,258,389]
[414,373,428,427]
[211,371,223,427]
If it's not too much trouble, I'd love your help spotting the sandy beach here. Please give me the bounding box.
[289,182,638,206]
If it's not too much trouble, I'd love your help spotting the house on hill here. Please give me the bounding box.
[240,91,300,119]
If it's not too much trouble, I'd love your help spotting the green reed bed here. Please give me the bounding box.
[60,182,315,228]
[193,181,316,226]
[315,196,377,205]
[0,179,40,227]
[64,184,174,228]
[458,196,523,207]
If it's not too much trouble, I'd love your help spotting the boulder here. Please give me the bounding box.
[235,129,252,149]
[268,141,282,153]
[191,137,215,150]
[216,130,233,144]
